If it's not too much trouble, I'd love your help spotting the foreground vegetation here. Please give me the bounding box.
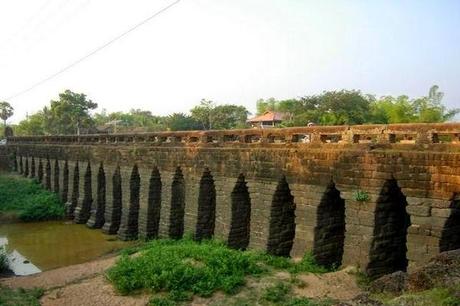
[0,174,64,221]
[107,238,330,305]
[376,287,460,306]
[0,286,43,306]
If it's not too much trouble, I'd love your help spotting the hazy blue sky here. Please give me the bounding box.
[0,0,459,123]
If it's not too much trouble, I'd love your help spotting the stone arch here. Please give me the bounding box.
[30,157,36,178]
[87,162,106,229]
[228,173,251,250]
[313,181,346,269]
[62,160,69,203]
[267,176,296,257]
[146,167,162,239]
[53,160,60,192]
[440,194,460,252]
[169,167,185,239]
[37,159,44,183]
[118,164,140,240]
[195,168,216,240]
[24,156,29,177]
[45,157,51,190]
[367,179,411,279]
[75,163,92,224]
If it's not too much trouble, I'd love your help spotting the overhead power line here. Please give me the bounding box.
[3,0,182,101]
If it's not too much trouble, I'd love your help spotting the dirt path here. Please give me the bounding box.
[1,256,362,305]
[294,266,362,301]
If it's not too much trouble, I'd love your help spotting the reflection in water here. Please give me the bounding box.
[1,237,41,275]
[0,221,131,272]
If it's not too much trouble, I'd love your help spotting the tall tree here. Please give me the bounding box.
[190,99,215,130]
[256,98,278,115]
[191,99,249,130]
[46,90,98,135]
[370,85,458,124]
[0,101,14,126]
[165,113,201,131]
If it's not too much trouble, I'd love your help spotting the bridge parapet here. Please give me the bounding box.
[7,123,460,146]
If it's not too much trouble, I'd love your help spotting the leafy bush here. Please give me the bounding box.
[0,174,64,221]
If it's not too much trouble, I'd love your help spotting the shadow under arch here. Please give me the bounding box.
[266,176,296,257]
[312,181,346,269]
[195,168,216,241]
[228,173,251,250]
[440,194,460,252]
[169,167,185,239]
[145,167,162,239]
[366,178,411,279]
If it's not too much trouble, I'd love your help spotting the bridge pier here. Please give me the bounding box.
[214,175,237,243]
[74,162,92,224]
[87,162,105,229]
[117,165,140,240]
[246,179,274,252]
[102,165,122,235]
[138,167,159,239]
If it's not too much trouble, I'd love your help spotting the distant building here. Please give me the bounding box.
[247,111,285,128]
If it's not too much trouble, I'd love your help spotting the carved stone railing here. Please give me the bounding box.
[7,123,460,146]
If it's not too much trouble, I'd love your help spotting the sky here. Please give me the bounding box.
[0,0,459,123]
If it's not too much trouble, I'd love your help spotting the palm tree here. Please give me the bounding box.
[0,101,14,126]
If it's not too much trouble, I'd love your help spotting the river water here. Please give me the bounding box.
[0,221,131,275]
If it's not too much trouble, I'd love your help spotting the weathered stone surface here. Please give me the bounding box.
[4,123,460,273]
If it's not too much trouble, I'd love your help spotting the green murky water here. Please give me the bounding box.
[0,221,131,273]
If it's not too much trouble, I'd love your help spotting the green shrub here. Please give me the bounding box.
[0,174,64,221]
[354,190,370,202]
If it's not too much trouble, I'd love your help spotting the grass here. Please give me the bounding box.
[0,173,64,222]
[376,287,460,306]
[365,279,460,306]
[257,252,330,274]
[107,238,329,303]
[260,282,335,306]
[261,281,292,303]
[0,286,44,306]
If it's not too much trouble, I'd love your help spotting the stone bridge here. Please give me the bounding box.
[4,123,460,278]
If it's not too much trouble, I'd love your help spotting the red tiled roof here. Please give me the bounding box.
[247,111,285,122]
